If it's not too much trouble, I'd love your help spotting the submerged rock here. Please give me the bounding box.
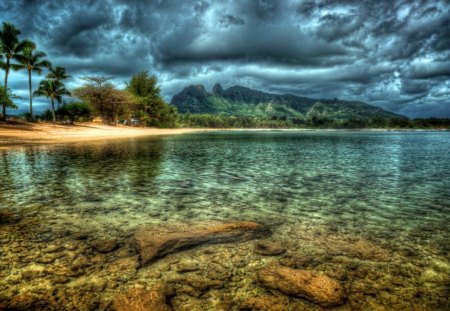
[0,209,20,224]
[175,260,200,273]
[112,283,172,311]
[134,221,270,265]
[257,263,346,307]
[254,241,286,256]
[90,239,119,253]
[240,295,289,311]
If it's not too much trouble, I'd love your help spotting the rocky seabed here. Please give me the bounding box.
[0,212,449,310]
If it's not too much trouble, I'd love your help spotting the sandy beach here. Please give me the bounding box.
[0,121,209,150]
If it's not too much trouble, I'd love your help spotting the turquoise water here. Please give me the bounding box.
[1,130,449,310]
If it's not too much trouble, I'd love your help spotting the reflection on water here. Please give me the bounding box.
[0,131,449,310]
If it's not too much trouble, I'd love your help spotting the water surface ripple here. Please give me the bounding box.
[0,130,449,310]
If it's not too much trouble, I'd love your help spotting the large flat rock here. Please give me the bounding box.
[134,221,270,266]
[258,264,346,307]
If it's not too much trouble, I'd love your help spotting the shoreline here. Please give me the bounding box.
[0,121,213,150]
[1,122,448,150]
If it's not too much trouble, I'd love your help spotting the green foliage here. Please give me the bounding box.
[34,79,71,122]
[37,109,54,121]
[171,84,402,121]
[178,114,296,128]
[178,114,450,129]
[57,102,93,123]
[0,86,18,109]
[46,66,71,81]
[0,22,28,119]
[74,76,134,125]
[127,70,159,98]
[127,71,177,127]
[15,40,51,75]
[15,40,52,117]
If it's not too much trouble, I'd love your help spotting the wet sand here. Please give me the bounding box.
[0,121,211,150]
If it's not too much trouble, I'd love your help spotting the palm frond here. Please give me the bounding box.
[15,39,34,53]
[10,63,24,71]
[13,53,27,63]
[60,88,72,96]
[0,23,20,53]
[46,66,71,80]
[33,67,43,75]
[33,50,47,58]
[33,89,45,97]
[36,59,52,68]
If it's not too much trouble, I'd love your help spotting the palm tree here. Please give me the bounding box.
[0,22,27,120]
[15,41,52,118]
[47,66,71,81]
[46,66,71,109]
[33,79,71,122]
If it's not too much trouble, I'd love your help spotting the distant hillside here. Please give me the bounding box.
[171,84,403,120]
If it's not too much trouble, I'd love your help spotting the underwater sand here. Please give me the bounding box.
[0,130,449,310]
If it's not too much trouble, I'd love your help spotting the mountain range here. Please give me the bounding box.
[170,84,402,120]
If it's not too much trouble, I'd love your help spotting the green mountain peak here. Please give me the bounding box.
[171,84,403,120]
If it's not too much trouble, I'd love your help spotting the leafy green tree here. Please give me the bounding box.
[33,79,71,122]
[57,102,92,123]
[74,76,134,125]
[0,22,28,120]
[0,86,18,110]
[127,71,177,127]
[15,40,52,118]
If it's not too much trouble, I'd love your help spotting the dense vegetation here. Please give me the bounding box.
[179,114,450,129]
[126,71,177,127]
[171,84,402,120]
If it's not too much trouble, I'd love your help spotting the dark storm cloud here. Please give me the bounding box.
[219,15,245,27]
[0,0,449,117]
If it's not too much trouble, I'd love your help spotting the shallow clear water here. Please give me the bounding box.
[1,130,449,310]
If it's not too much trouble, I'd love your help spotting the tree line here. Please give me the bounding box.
[179,114,450,129]
[0,22,71,121]
[0,22,176,127]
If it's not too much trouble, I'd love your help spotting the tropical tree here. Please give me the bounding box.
[33,79,71,122]
[57,102,92,124]
[0,22,27,120]
[74,76,134,125]
[127,71,177,127]
[47,66,71,109]
[0,86,19,110]
[47,66,71,81]
[15,41,52,118]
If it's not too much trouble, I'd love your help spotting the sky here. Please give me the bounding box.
[1,0,449,118]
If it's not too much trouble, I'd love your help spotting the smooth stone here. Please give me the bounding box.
[90,239,119,253]
[175,260,200,273]
[45,265,84,277]
[254,241,286,256]
[112,283,173,311]
[42,244,64,253]
[257,263,346,307]
[134,221,270,266]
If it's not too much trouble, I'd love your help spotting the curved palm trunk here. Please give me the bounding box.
[51,97,56,122]
[2,63,9,121]
[28,69,33,118]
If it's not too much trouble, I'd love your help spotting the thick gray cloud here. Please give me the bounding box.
[0,0,449,118]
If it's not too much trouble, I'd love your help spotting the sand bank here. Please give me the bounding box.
[0,121,209,150]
